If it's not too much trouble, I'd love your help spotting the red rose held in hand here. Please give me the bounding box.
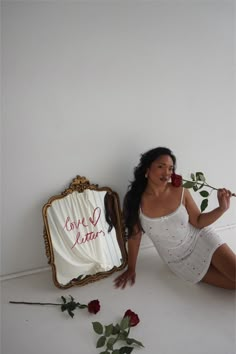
[87,300,100,314]
[123,309,140,327]
[171,173,182,187]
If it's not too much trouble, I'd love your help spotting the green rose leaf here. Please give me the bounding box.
[61,304,67,312]
[99,351,109,354]
[107,337,116,349]
[68,310,74,318]
[61,296,66,304]
[193,184,199,192]
[68,302,76,311]
[92,322,104,335]
[105,324,114,337]
[119,346,134,354]
[118,332,128,341]
[199,190,209,197]
[196,172,206,182]
[96,336,106,348]
[112,324,120,335]
[200,198,208,212]
[190,173,195,181]
[182,181,195,189]
[126,338,144,347]
[112,350,120,354]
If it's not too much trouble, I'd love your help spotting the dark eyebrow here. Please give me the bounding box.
[157,162,173,168]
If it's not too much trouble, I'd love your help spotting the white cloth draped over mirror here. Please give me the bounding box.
[47,190,122,285]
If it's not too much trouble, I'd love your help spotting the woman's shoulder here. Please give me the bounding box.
[168,183,184,195]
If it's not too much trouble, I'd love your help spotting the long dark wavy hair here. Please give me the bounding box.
[123,147,176,238]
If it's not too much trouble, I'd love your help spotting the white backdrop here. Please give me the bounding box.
[1,0,235,276]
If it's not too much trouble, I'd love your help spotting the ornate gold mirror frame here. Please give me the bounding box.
[42,176,127,289]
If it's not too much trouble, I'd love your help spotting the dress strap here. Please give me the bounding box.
[180,187,185,203]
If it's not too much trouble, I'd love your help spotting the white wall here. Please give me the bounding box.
[1,0,235,276]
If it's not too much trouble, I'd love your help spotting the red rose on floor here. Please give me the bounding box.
[171,173,182,187]
[87,300,100,314]
[123,309,140,327]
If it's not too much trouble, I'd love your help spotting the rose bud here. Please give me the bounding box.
[123,309,140,327]
[87,300,100,314]
[171,173,182,187]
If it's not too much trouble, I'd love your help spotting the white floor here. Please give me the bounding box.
[1,229,236,354]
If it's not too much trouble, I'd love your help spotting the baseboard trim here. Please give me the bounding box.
[0,266,50,282]
[1,224,236,281]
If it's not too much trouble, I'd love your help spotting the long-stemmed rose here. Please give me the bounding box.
[92,309,143,353]
[171,172,235,212]
[9,295,100,318]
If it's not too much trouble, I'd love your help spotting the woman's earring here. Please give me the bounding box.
[145,173,148,178]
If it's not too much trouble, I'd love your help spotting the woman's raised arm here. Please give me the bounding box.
[185,188,231,229]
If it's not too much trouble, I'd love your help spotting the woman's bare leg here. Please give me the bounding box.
[210,244,236,282]
[201,265,236,290]
[200,244,236,289]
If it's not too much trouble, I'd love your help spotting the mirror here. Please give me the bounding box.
[42,176,127,289]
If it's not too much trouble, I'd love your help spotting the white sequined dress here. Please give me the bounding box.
[139,189,224,283]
